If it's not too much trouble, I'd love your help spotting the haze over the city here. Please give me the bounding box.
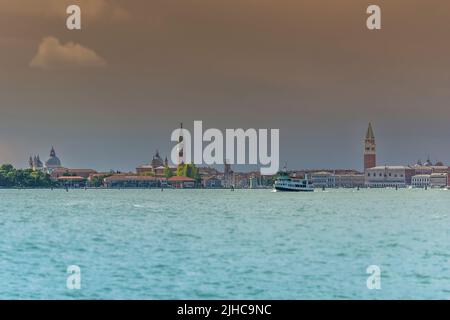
[1,0,450,171]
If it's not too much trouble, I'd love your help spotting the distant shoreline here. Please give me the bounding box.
[0,187,446,191]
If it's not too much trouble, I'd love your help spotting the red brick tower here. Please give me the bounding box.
[364,122,376,170]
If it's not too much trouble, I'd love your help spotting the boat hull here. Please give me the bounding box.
[274,186,314,192]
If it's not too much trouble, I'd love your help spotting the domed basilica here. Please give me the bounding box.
[136,150,177,176]
[29,147,63,173]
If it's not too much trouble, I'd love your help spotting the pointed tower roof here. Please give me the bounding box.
[45,147,61,168]
[366,122,375,140]
[425,155,432,166]
[50,146,56,157]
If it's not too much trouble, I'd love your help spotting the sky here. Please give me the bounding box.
[1,0,450,172]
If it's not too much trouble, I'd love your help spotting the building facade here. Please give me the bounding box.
[136,150,176,176]
[335,174,365,188]
[411,175,431,188]
[104,175,166,188]
[168,176,196,188]
[57,176,86,188]
[51,168,97,179]
[430,173,448,188]
[311,171,336,188]
[365,166,415,188]
[202,176,223,188]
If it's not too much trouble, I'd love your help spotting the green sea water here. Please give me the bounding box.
[0,188,449,299]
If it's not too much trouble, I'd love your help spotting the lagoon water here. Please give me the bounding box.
[0,188,449,299]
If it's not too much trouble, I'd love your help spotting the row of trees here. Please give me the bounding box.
[176,163,200,181]
[0,164,55,188]
[140,164,201,181]
[0,162,202,188]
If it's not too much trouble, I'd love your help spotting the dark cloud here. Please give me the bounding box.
[1,1,450,170]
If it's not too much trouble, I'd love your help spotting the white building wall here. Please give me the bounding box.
[430,173,448,188]
[311,172,336,188]
[411,175,430,188]
[365,166,407,188]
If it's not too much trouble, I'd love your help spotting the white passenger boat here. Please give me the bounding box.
[274,173,314,192]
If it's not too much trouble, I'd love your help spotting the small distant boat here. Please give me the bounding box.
[274,173,314,192]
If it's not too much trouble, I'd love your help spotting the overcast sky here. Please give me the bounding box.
[1,0,450,171]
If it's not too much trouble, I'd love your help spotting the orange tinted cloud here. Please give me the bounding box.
[30,36,107,69]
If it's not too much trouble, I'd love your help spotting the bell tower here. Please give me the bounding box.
[364,122,376,170]
[177,123,185,165]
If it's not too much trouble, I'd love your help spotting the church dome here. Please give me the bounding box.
[151,150,164,168]
[45,147,62,168]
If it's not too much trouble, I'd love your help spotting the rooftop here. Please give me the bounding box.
[368,166,410,170]
[168,176,196,182]
[104,175,167,182]
[57,176,85,181]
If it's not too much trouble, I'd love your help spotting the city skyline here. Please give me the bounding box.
[9,122,449,173]
[2,1,450,170]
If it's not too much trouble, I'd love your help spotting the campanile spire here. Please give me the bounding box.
[364,122,376,170]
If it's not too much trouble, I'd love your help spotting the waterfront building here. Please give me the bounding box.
[290,169,363,188]
[311,171,336,188]
[51,168,97,179]
[57,176,86,188]
[202,176,223,188]
[411,175,431,188]
[168,176,196,188]
[153,166,167,177]
[412,164,433,175]
[430,165,449,174]
[411,158,447,173]
[87,173,113,186]
[364,122,376,171]
[335,174,365,188]
[410,159,449,186]
[430,173,448,188]
[136,150,176,176]
[365,166,415,188]
[104,175,166,188]
[234,173,250,188]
